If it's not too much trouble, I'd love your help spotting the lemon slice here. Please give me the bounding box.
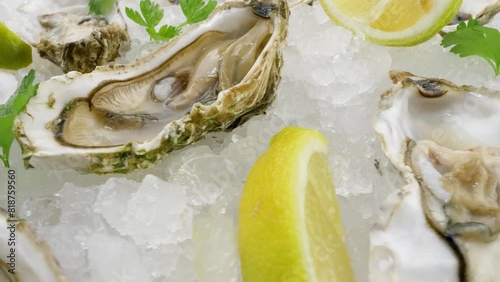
[238,127,354,282]
[0,22,32,70]
[320,0,463,46]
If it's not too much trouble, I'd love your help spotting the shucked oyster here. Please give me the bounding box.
[15,0,289,174]
[371,72,500,281]
[36,12,129,73]
[409,140,500,282]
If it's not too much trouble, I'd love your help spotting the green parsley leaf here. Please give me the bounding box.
[147,25,179,41]
[125,7,149,27]
[158,25,180,40]
[140,0,164,27]
[125,0,217,42]
[88,0,115,16]
[442,19,500,76]
[180,0,217,25]
[0,70,39,167]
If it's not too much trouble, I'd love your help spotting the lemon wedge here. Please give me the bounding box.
[0,22,32,70]
[320,0,462,46]
[238,127,354,282]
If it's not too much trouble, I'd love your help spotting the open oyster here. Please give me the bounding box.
[15,0,289,174]
[409,140,500,282]
[0,208,68,281]
[36,12,129,73]
[371,71,500,281]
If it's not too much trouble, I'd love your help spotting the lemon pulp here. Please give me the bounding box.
[320,0,462,46]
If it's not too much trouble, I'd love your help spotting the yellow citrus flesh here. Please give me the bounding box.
[335,0,384,22]
[238,127,354,282]
[0,22,32,70]
[370,0,433,32]
[320,0,462,46]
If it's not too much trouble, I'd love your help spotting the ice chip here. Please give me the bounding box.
[87,233,152,282]
[94,178,139,232]
[126,174,192,245]
[58,183,106,231]
[142,243,183,279]
[96,175,192,246]
[172,154,237,206]
[193,212,240,282]
[44,224,90,275]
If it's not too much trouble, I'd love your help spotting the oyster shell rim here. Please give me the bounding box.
[14,0,290,174]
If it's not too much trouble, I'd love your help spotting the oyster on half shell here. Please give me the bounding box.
[409,140,500,282]
[371,72,500,282]
[15,0,289,174]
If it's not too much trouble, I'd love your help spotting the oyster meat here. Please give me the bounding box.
[36,11,129,73]
[15,0,289,174]
[409,140,500,282]
[0,208,68,281]
[371,71,500,282]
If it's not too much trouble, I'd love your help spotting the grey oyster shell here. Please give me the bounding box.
[15,0,289,174]
[36,12,130,73]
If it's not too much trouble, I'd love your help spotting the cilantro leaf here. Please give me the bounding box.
[442,19,500,76]
[0,70,39,167]
[88,0,115,16]
[140,0,164,27]
[125,7,148,27]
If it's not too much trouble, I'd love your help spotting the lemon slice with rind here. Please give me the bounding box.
[320,0,463,46]
[238,127,354,282]
[0,22,32,70]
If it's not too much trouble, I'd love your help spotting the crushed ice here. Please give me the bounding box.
[0,0,499,281]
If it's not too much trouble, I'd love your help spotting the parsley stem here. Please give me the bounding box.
[0,154,9,168]
[485,60,499,76]
[177,21,189,29]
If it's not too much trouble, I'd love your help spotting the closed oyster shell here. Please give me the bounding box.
[36,12,129,73]
[15,0,289,174]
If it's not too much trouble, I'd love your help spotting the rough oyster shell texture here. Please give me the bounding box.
[15,0,289,174]
[36,12,130,74]
[371,72,500,282]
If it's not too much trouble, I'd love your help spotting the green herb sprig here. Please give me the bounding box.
[89,0,115,16]
[0,70,39,167]
[125,0,217,41]
[442,19,500,76]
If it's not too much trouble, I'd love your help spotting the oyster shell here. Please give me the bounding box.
[371,71,500,281]
[444,0,500,33]
[409,140,500,282]
[36,12,129,73]
[0,208,68,281]
[370,182,460,282]
[15,0,289,174]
